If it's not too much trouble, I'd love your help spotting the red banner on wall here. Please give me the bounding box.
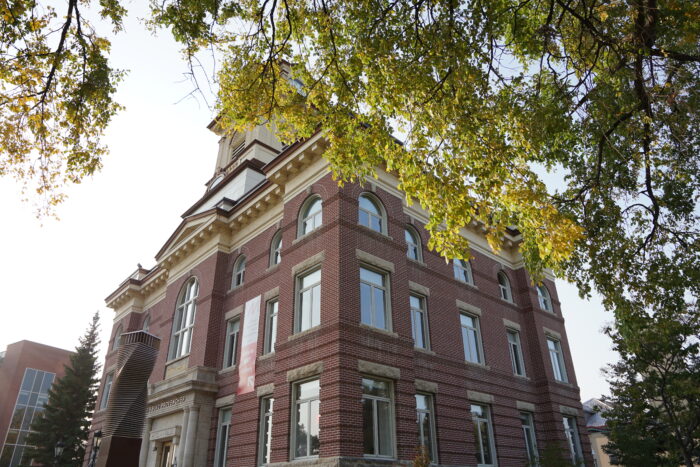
[237,295,261,395]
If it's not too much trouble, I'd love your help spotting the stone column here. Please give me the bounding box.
[176,408,189,467]
[182,406,200,467]
[139,418,153,466]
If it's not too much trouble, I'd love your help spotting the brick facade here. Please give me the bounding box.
[87,127,591,467]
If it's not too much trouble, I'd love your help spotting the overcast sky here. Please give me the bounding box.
[0,5,617,402]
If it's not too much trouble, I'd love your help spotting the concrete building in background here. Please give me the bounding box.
[583,398,613,467]
[86,120,592,466]
[0,340,73,467]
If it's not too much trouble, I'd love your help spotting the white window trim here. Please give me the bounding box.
[410,294,430,350]
[258,396,274,465]
[111,325,123,352]
[507,329,526,377]
[223,318,240,368]
[233,255,246,288]
[471,404,497,467]
[416,392,438,463]
[358,193,386,234]
[360,266,392,331]
[405,227,422,262]
[168,278,198,361]
[362,377,396,459]
[563,416,583,463]
[537,285,552,312]
[547,338,568,382]
[291,378,321,460]
[299,196,323,237]
[497,272,512,302]
[99,372,114,410]
[214,407,232,467]
[264,299,278,354]
[270,231,282,267]
[295,268,321,333]
[460,313,484,365]
[453,259,474,285]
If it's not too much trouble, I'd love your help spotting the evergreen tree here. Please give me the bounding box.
[25,313,101,466]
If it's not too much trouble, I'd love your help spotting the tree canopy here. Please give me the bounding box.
[2,0,699,318]
[25,312,101,466]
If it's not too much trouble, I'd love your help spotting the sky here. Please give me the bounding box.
[0,4,617,402]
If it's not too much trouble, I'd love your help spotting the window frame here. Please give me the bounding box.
[361,377,396,459]
[258,396,274,465]
[562,416,583,463]
[99,372,114,410]
[111,325,123,352]
[415,392,438,463]
[497,272,512,302]
[295,268,322,333]
[232,255,246,288]
[410,294,430,349]
[453,259,474,285]
[214,407,232,467]
[270,231,282,267]
[223,318,241,368]
[547,337,568,382]
[507,329,526,377]
[358,193,386,234]
[537,285,552,312]
[359,266,391,331]
[142,314,150,333]
[298,196,323,237]
[520,411,538,463]
[168,277,199,361]
[264,299,279,354]
[471,403,497,467]
[460,313,484,365]
[291,378,321,460]
[405,226,422,262]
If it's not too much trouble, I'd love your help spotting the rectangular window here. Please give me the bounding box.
[461,314,483,364]
[264,300,278,354]
[471,404,496,466]
[520,412,538,462]
[547,338,568,382]
[410,295,429,349]
[563,416,583,463]
[259,397,274,465]
[507,330,526,376]
[415,393,436,462]
[297,269,321,332]
[360,267,389,330]
[99,372,114,410]
[293,379,320,458]
[223,318,240,368]
[362,378,394,458]
[214,408,232,467]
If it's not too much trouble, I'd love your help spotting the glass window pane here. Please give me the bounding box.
[312,286,321,328]
[298,380,320,400]
[309,399,320,455]
[17,392,29,405]
[362,378,389,397]
[40,372,54,395]
[362,398,375,455]
[302,270,321,288]
[31,371,44,393]
[377,400,392,456]
[370,216,382,232]
[373,288,386,329]
[359,196,378,214]
[360,283,372,325]
[21,407,34,430]
[21,369,36,391]
[295,401,309,457]
[10,407,25,429]
[360,268,383,286]
[359,210,369,227]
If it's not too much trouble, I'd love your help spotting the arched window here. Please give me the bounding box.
[497,272,512,302]
[233,255,246,288]
[142,314,151,333]
[111,325,123,352]
[453,259,473,285]
[270,231,282,266]
[169,277,199,360]
[358,193,384,233]
[537,285,552,312]
[299,196,323,236]
[405,227,422,261]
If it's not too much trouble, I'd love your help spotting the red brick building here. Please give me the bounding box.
[0,340,73,467]
[87,123,592,466]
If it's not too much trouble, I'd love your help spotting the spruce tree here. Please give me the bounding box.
[25,312,101,466]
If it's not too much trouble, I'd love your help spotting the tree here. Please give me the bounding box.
[3,1,699,321]
[25,312,101,466]
[603,307,700,467]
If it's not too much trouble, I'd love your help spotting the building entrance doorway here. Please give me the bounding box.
[159,441,174,467]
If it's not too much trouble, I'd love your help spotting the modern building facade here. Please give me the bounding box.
[86,122,592,466]
[0,340,73,467]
